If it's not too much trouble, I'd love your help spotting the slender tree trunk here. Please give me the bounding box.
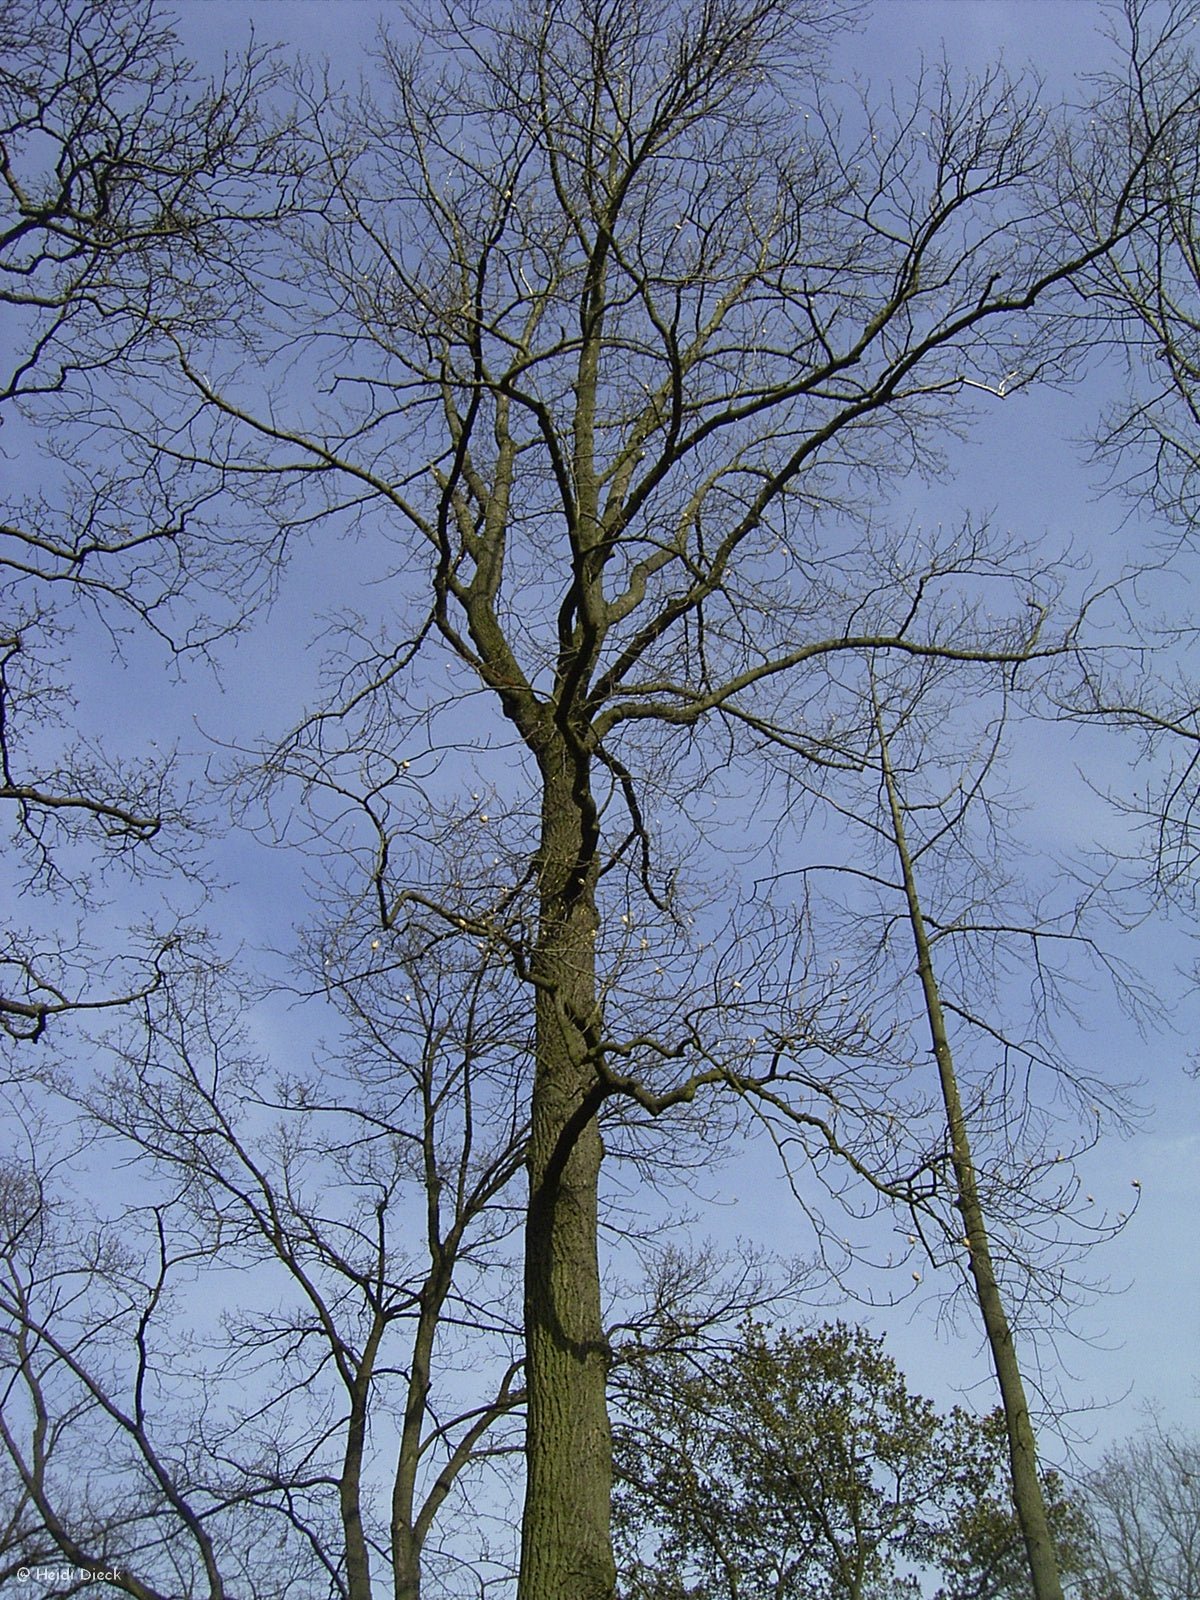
[342,1321,384,1600]
[518,747,615,1600]
[877,716,1065,1600]
[392,1270,446,1600]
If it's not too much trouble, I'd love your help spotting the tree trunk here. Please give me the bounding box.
[342,1322,384,1600]
[877,720,1065,1600]
[518,748,615,1600]
[392,1275,444,1600]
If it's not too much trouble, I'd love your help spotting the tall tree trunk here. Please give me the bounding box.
[342,1320,384,1600]
[876,715,1065,1600]
[518,747,615,1600]
[392,1268,446,1600]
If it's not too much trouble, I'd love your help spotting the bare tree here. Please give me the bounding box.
[1057,4,1200,905]
[719,620,1157,1600]
[870,678,1075,1600]
[1079,0,1200,533]
[82,3,1178,1594]
[0,917,536,1600]
[6,1,1190,1594]
[0,0,283,1042]
[1078,1419,1200,1600]
[0,915,798,1599]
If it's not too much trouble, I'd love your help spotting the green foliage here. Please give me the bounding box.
[930,1412,1090,1600]
[613,1322,1084,1600]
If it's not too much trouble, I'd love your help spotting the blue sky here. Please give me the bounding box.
[33,0,1195,1518]
[146,0,1199,1456]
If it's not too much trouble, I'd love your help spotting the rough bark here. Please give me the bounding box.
[519,748,614,1600]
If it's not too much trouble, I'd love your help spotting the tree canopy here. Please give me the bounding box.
[613,1320,1088,1600]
